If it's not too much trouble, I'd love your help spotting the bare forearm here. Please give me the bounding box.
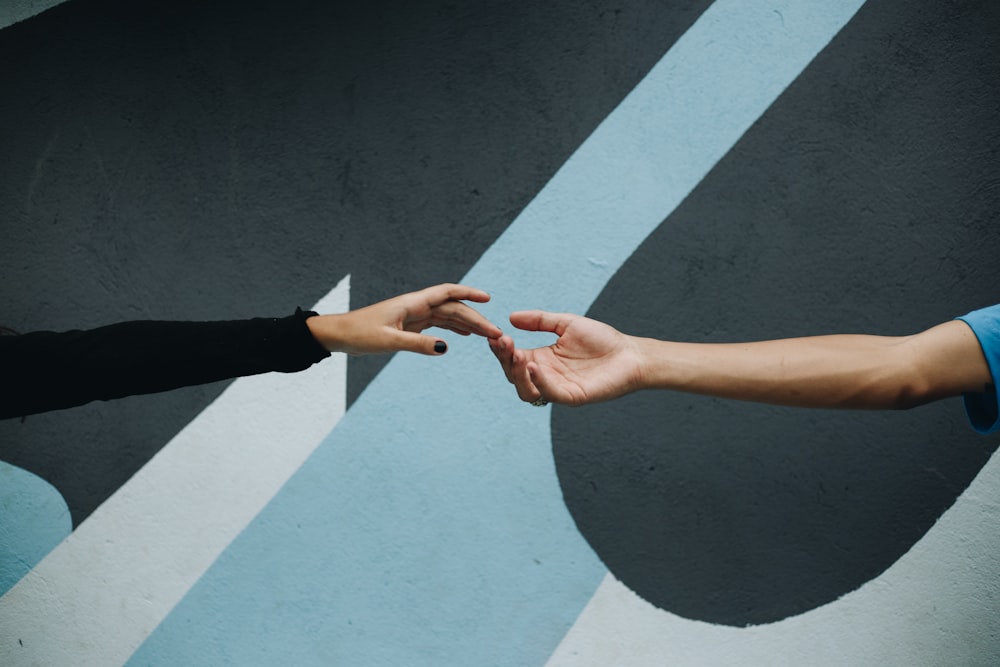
[634,321,991,410]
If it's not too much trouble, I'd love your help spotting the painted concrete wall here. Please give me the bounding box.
[1,0,998,665]
[0,0,63,29]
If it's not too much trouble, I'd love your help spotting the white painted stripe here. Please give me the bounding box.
[0,275,350,667]
[545,452,1000,666]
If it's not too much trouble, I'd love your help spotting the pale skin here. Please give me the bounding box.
[488,311,993,409]
[305,283,502,356]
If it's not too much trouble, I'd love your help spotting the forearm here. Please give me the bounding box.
[0,311,329,419]
[633,321,990,410]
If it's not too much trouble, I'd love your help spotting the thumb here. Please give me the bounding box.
[391,329,448,356]
[510,310,574,336]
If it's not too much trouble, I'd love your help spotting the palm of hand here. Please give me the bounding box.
[527,318,640,405]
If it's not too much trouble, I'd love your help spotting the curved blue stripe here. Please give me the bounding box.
[0,462,71,596]
[130,2,866,665]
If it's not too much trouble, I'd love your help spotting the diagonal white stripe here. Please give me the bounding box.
[0,275,350,667]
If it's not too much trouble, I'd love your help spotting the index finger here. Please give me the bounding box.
[417,283,493,305]
[433,301,503,338]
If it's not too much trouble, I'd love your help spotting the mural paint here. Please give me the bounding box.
[0,462,70,595]
[1,1,714,662]
[0,278,349,664]
[0,0,64,29]
[554,0,1000,628]
[546,456,1000,666]
[0,0,712,528]
[1,0,999,665]
[124,1,869,665]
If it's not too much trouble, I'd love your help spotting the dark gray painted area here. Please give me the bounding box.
[553,0,1000,626]
[0,0,712,524]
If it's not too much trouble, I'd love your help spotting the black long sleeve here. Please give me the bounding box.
[0,309,331,420]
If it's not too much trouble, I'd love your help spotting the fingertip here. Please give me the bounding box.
[454,284,492,303]
[434,340,447,354]
[509,310,541,330]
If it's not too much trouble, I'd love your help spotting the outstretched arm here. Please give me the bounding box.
[307,283,501,355]
[489,310,993,410]
[1,283,501,419]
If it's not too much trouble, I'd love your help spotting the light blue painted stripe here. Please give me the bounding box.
[130,2,865,665]
[470,0,866,326]
[0,462,71,596]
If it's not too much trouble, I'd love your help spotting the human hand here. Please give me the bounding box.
[307,283,502,355]
[488,310,645,405]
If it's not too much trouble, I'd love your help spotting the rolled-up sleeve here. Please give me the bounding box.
[956,304,1000,434]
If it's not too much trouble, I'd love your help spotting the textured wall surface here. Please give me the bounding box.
[1,0,998,665]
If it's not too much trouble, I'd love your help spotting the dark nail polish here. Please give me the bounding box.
[434,341,447,354]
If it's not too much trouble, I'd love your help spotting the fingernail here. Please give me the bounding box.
[434,341,447,354]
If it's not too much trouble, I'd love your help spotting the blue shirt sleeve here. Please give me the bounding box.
[956,304,1000,434]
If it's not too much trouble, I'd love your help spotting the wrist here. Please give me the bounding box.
[631,336,682,393]
[306,313,350,353]
[629,335,660,393]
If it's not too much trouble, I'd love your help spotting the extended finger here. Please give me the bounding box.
[509,310,575,337]
[488,334,517,383]
[418,283,493,306]
[429,301,502,338]
[510,349,543,402]
[442,328,472,336]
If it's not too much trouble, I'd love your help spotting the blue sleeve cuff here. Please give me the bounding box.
[956,304,1000,434]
